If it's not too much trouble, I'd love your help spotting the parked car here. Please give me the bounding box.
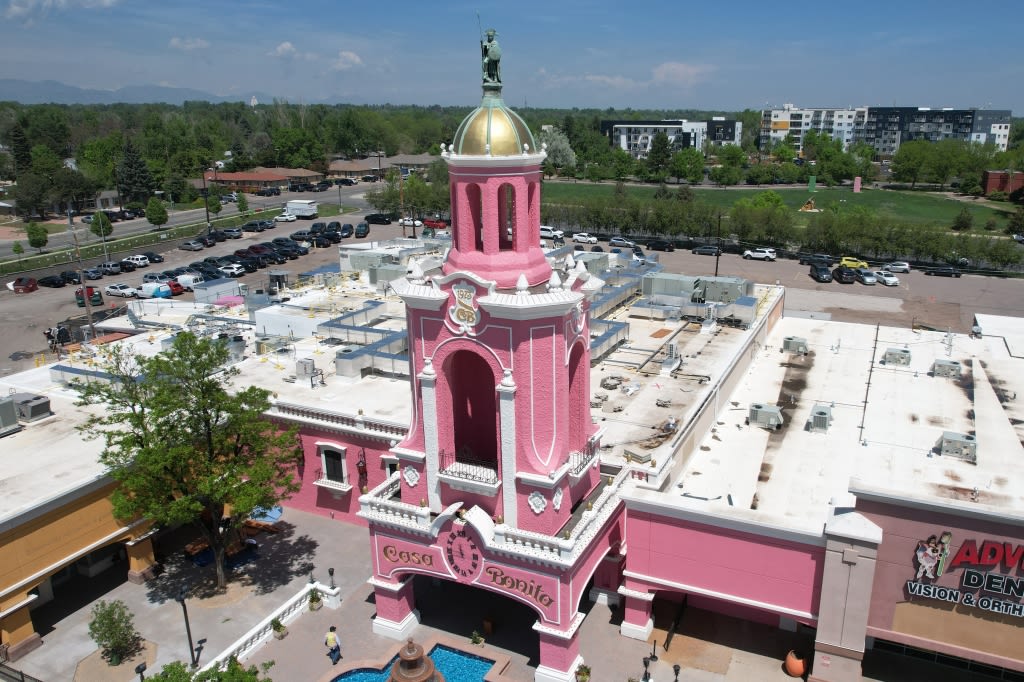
[138,282,172,299]
[218,264,246,278]
[275,212,297,222]
[222,228,243,239]
[310,235,332,248]
[242,221,265,232]
[336,178,356,186]
[8,276,38,293]
[399,217,423,228]
[354,222,370,238]
[98,261,122,275]
[339,223,354,238]
[124,254,150,268]
[798,253,834,266]
[142,251,164,264]
[181,240,205,251]
[104,282,138,298]
[257,186,281,196]
[82,267,104,280]
[310,222,327,235]
[236,257,260,272]
[925,266,961,278]
[838,256,869,269]
[142,273,172,284]
[197,235,216,247]
[832,266,857,284]
[209,230,228,242]
[572,232,598,244]
[743,248,777,261]
[692,244,721,256]
[118,259,137,272]
[874,271,900,286]
[590,245,605,252]
[647,240,675,252]
[884,261,911,273]
[809,264,833,283]
[60,270,82,284]
[176,274,205,291]
[364,213,392,225]
[166,281,185,297]
[290,230,314,242]
[38,275,67,288]
[259,219,275,230]
[855,268,877,285]
[609,236,634,248]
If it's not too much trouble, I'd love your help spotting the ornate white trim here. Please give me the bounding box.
[528,491,547,515]
[403,466,421,488]
[552,488,564,511]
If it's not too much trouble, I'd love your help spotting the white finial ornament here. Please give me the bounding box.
[547,271,562,291]
[516,273,530,296]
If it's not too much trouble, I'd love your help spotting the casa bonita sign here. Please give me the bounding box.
[907,532,1024,618]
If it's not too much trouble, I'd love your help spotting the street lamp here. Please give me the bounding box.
[201,170,212,237]
[673,663,681,681]
[135,661,147,681]
[714,211,723,278]
[175,586,198,667]
[642,656,651,682]
[328,567,335,589]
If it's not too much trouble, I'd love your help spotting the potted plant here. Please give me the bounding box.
[87,599,141,666]
[271,618,288,640]
[575,663,591,681]
[309,588,323,611]
[784,649,807,677]
[470,630,485,646]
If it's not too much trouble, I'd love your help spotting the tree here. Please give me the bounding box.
[148,658,275,681]
[235,192,249,216]
[12,172,50,217]
[26,223,48,253]
[74,333,302,589]
[1006,206,1024,235]
[646,132,671,180]
[88,600,140,665]
[952,207,973,232]
[147,196,169,229]
[8,120,32,176]
[12,241,24,260]
[668,148,704,184]
[117,139,156,205]
[30,144,63,178]
[891,141,931,188]
[205,192,223,217]
[538,127,576,174]
[91,210,114,242]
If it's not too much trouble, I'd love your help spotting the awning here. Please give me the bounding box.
[249,505,283,524]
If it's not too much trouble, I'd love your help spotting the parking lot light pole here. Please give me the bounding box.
[714,211,723,278]
[175,586,198,667]
[201,170,211,237]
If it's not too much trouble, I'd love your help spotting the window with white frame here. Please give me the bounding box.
[314,442,351,492]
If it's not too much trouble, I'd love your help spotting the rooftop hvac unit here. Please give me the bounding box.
[936,431,977,464]
[782,336,809,355]
[11,393,52,422]
[748,403,784,430]
[296,358,316,378]
[805,403,833,433]
[0,397,23,437]
[883,347,912,366]
[932,359,962,378]
[227,335,246,363]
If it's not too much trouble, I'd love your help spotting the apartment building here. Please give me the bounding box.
[600,118,742,159]
[759,104,867,154]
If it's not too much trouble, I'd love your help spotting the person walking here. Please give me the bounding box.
[324,625,341,665]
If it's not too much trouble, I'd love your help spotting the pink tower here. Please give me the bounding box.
[366,36,625,682]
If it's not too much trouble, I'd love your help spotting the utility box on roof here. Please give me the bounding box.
[782,336,809,355]
[937,431,977,463]
[748,402,784,429]
[884,347,912,366]
[932,359,962,378]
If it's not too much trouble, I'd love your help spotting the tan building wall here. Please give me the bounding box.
[0,480,153,660]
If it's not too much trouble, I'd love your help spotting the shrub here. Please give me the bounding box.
[270,617,285,632]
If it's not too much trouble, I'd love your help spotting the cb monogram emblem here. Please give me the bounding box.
[449,283,480,333]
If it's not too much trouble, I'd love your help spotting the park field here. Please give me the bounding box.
[541,182,1011,228]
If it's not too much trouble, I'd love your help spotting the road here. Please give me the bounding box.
[2,219,1023,378]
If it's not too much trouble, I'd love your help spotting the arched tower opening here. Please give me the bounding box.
[445,350,498,466]
[567,339,589,455]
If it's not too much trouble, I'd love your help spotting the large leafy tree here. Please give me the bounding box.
[74,333,302,589]
[12,171,50,217]
[669,147,705,184]
[537,127,577,175]
[146,196,169,229]
[91,210,114,242]
[117,139,156,204]
[147,658,274,681]
[26,223,48,252]
[646,131,672,180]
[891,140,931,188]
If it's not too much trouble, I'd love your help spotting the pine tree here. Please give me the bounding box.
[116,139,155,205]
[9,121,32,177]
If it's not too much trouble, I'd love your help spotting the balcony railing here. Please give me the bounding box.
[438,451,499,484]
[313,468,352,493]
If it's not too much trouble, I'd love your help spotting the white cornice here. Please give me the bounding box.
[478,291,582,320]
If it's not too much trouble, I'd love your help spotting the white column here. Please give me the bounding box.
[419,360,441,512]
[497,369,518,527]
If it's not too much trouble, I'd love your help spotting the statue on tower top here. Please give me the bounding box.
[481,28,501,85]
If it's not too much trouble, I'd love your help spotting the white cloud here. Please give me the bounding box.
[331,50,363,71]
[268,41,317,61]
[5,0,119,19]
[169,36,209,52]
[651,62,713,87]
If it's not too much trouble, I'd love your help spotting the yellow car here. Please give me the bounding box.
[838,256,868,269]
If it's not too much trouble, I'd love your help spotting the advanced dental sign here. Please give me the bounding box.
[907,536,1024,618]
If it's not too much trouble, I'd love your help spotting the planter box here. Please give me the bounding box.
[273,628,288,640]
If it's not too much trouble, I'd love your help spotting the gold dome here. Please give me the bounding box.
[451,92,536,157]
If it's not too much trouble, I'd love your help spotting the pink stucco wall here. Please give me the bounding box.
[626,511,824,617]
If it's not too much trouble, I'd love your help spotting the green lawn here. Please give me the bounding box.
[541,182,1011,228]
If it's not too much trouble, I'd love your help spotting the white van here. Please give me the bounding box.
[176,274,205,291]
[138,282,172,299]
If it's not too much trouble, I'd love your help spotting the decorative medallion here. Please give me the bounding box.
[445,528,482,579]
[403,465,421,487]
[571,301,585,335]
[528,491,547,515]
[552,488,564,511]
[449,282,480,334]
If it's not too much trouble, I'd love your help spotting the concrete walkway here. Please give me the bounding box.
[11,506,1003,682]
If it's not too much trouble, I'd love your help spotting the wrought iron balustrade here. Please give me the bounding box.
[438,450,499,484]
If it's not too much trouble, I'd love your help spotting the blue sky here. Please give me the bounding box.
[2,0,1021,113]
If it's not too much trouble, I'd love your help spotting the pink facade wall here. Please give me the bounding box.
[626,511,824,617]
[284,429,396,525]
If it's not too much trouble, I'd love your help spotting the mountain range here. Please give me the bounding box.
[0,79,286,106]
